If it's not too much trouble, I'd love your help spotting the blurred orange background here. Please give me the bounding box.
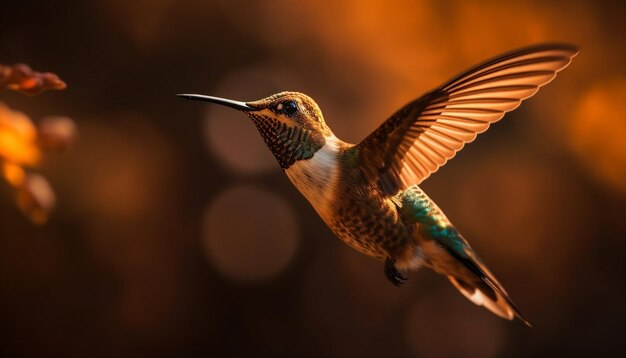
[1,1,625,357]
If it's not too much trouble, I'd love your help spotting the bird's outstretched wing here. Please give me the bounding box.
[355,44,578,194]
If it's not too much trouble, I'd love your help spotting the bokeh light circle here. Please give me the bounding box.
[202,185,300,282]
[570,79,626,195]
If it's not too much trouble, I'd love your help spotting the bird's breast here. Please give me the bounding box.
[285,136,342,223]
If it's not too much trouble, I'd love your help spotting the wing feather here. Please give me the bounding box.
[355,44,578,193]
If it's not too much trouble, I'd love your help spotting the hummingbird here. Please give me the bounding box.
[179,44,578,325]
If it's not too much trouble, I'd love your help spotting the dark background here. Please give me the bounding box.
[1,1,625,357]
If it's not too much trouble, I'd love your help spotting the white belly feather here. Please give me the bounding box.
[285,135,342,223]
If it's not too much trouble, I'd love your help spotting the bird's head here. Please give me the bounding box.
[179,91,334,169]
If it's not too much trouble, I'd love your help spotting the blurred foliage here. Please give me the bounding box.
[0,65,75,223]
[0,63,66,95]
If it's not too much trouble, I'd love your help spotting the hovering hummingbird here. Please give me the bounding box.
[180,44,578,325]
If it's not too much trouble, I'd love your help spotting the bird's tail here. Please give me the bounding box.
[447,275,530,326]
[417,237,531,326]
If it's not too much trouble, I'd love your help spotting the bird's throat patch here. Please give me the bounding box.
[251,115,325,170]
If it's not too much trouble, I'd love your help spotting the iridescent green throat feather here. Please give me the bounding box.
[249,113,325,170]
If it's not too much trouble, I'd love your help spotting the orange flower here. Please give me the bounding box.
[0,102,41,166]
[0,64,74,224]
[0,63,66,95]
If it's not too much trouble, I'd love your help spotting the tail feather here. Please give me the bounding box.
[395,185,534,325]
[449,276,513,320]
[448,275,531,327]
[418,235,532,326]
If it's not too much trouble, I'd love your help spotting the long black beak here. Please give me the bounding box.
[177,94,255,111]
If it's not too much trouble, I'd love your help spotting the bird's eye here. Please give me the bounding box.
[280,100,298,115]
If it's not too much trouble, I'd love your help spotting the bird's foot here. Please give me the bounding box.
[384,257,408,287]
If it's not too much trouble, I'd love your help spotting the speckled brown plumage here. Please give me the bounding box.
[324,147,414,261]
